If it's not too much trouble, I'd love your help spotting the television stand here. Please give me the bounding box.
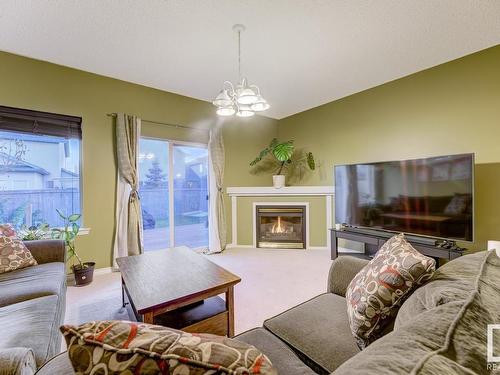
[330,227,465,265]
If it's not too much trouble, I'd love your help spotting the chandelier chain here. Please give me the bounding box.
[238,29,241,81]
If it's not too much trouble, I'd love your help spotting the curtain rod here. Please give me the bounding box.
[106,113,209,133]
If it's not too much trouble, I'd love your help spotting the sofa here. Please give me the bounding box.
[37,249,498,374]
[0,240,67,374]
[376,194,473,239]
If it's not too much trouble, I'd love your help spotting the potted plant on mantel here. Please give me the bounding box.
[250,138,316,188]
[52,210,95,286]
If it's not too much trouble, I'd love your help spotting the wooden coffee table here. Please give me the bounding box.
[116,247,241,337]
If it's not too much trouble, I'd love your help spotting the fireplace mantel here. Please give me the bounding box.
[227,186,334,197]
[227,186,334,249]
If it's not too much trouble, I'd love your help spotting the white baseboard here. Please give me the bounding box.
[94,267,113,275]
[227,243,328,250]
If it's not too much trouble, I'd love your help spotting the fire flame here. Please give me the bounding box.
[271,216,292,234]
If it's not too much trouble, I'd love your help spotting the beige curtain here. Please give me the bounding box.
[113,113,143,268]
[207,125,227,253]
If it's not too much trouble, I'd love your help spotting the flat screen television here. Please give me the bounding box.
[335,153,474,241]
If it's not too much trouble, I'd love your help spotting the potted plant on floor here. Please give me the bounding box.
[250,138,316,188]
[52,210,95,286]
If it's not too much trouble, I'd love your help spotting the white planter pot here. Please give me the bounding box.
[273,175,285,189]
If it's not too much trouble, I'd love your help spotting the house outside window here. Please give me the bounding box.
[0,106,82,229]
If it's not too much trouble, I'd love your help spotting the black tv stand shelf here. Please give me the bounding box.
[330,227,465,265]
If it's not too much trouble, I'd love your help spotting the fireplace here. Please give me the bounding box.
[256,205,306,249]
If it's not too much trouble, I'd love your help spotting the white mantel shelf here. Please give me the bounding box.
[226,186,334,197]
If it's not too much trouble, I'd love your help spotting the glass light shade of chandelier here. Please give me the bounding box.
[212,24,269,117]
[236,104,255,117]
[250,95,271,111]
[216,106,236,116]
[213,89,233,107]
[236,83,259,105]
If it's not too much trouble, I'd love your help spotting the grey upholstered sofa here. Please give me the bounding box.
[36,255,367,375]
[37,250,498,374]
[0,240,66,374]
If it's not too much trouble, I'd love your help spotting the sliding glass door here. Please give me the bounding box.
[173,145,209,248]
[139,138,208,251]
[139,138,170,251]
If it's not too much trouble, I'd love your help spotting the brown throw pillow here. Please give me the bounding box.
[0,236,37,274]
[61,320,277,374]
[346,233,436,349]
[0,223,17,238]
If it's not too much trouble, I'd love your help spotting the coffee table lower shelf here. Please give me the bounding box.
[124,293,229,336]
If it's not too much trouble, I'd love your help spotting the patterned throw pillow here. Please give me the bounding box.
[0,236,38,274]
[346,233,436,349]
[61,321,277,375]
[0,223,17,238]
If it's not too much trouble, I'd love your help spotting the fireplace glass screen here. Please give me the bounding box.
[256,206,306,249]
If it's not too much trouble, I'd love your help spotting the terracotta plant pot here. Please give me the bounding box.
[273,175,285,189]
[73,262,95,286]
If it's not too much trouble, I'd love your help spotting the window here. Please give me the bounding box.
[0,106,82,229]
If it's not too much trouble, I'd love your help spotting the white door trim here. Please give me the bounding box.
[326,195,332,250]
[230,195,237,247]
[168,142,175,246]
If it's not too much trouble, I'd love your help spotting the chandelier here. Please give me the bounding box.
[212,24,270,117]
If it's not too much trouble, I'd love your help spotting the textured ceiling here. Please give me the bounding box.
[0,1,499,119]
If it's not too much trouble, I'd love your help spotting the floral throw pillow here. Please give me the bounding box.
[0,236,38,274]
[61,321,277,375]
[346,233,436,349]
[0,223,17,239]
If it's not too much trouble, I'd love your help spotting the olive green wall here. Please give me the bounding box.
[278,45,500,252]
[2,44,499,261]
[222,120,278,245]
[0,51,278,268]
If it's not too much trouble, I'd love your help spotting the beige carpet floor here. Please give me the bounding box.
[65,247,332,335]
